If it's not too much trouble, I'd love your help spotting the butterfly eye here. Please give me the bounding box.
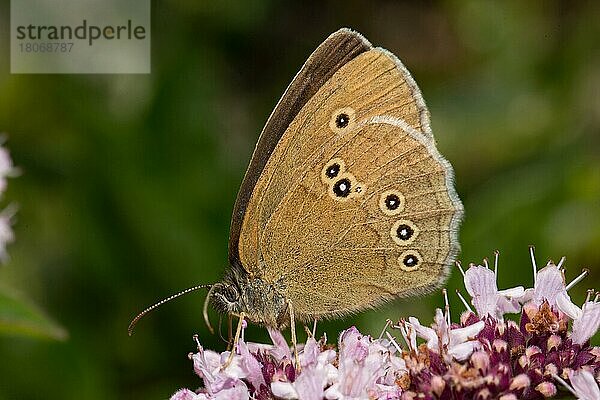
[223,286,239,303]
[333,178,351,197]
[379,190,405,216]
[335,113,349,128]
[391,220,419,245]
[398,250,422,272]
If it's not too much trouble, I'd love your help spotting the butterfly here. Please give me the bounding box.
[129,28,463,366]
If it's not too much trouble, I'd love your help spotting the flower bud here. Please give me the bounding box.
[525,345,541,357]
[495,321,506,336]
[476,388,491,399]
[547,334,561,351]
[493,339,508,353]
[544,363,558,377]
[431,375,445,397]
[518,354,528,368]
[471,351,490,372]
[509,374,530,390]
[535,381,557,397]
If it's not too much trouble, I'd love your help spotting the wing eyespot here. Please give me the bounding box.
[398,250,422,272]
[326,172,366,201]
[335,113,349,128]
[379,190,405,216]
[333,178,351,197]
[326,163,341,178]
[390,220,419,245]
[321,158,346,184]
[329,107,356,134]
[396,224,414,240]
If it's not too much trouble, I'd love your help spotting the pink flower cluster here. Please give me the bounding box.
[171,251,600,400]
[0,143,15,262]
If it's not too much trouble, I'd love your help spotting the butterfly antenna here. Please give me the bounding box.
[128,284,212,336]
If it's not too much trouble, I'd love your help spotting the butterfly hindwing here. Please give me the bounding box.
[260,119,461,319]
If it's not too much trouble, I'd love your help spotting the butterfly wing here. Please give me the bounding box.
[229,29,434,267]
[229,29,462,320]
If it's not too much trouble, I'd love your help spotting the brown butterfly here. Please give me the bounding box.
[129,28,463,365]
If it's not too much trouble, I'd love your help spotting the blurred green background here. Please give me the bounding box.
[0,1,599,399]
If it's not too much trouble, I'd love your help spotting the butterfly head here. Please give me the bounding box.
[210,281,243,315]
[209,270,288,329]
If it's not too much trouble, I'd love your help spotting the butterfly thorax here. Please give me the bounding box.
[210,266,289,328]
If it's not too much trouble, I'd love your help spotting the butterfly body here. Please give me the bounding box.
[209,29,463,330]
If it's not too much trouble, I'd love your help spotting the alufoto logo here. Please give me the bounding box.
[15,19,147,46]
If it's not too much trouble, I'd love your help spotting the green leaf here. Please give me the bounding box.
[0,283,68,340]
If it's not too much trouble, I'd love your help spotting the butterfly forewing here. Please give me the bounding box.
[229,29,372,266]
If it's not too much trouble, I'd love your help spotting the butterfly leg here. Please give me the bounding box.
[226,313,234,351]
[312,318,318,338]
[287,299,300,371]
[221,312,245,370]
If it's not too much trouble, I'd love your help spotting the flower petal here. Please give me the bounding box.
[557,291,583,320]
[497,286,525,298]
[237,339,266,390]
[464,266,496,306]
[448,341,481,361]
[464,265,505,318]
[192,349,220,380]
[271,381,298,399]
[324,383,343,400]
[533,264,565,306]
[170,389,205,400]
[295,366,326,400]
[0,146,14,193]
[301,337,320,368]
[464,265,497,296]
[268,328,292,361]
[433,308,449,345]
[497,296,522,315]
[336,327,388,398]
[339,326,369,362]
[408,316,438,350]
[518,288,535,304]
[448,320,485,346]
[212,381,250,400]
[571,301,600,345]
[369,383,402,400]
[569,369,600,400]
[218,352,245,380]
